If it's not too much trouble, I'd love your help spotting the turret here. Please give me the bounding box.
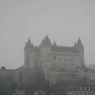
[76,38,84,64]
[39,35,52,68]
[31,43,34,48]
[25,38,33,48]
[24,38,33,69]
[74,42,77,47]
[77,38,84,48]
[40,35,52,46]
[53,40,57,46]
[30,46,39,69]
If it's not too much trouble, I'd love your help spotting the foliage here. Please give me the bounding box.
[52,80,81,94]
[19,70,22,84]
[0,91,8,95]
[0,75,12,95]
[0,85,10,95]
[1,66,6,70]
[18,69,52,95]
[0,69,88,95]
[43,80,51,94]
[10,82,17,93]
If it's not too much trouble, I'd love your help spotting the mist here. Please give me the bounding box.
[0,0,95,69]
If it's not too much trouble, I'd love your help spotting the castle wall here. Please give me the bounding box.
[76,47,84,64]
[51,52,81,71]
[35,45,82,71]
[30,52,38,69]
[14,67,41,84]
[24,48,32,68]
[40,46,52,68]
[44,69,83,86]
[40,46,51,57]
[0,67,95,86]
[0,69,14,83]
[0,69,14,78]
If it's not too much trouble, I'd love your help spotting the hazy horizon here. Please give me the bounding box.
[0,0,95,69]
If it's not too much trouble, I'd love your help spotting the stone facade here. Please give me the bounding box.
[0,35,94,86]
[23,35,85,72]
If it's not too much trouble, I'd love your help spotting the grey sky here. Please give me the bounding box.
[0,0,95,69]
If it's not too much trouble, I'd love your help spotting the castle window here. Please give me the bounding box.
[38,58,39,62]
[26,60,28,63]
[70,58,71,61]
[26,56,28,58]
[64,58,66,61]
[89,93,90,95]
[40,62,42,68]
[26,51,28,54]
[53,56,56,60]
[44,64,46,68]
[31,56,33,59]
[59,58,60,61]
[88,87,90,90]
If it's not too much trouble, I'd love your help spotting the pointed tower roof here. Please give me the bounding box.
[77,38,84,47]
[41,35,52,45]
[53,40,57,46]
[74,42,77,47]
[25,38,32,48]
[31,43,34,48]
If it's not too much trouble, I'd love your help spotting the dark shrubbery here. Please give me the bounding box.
[10,82,17,93]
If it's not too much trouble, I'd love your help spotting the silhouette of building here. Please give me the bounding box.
[67,84,95,95]
[0,35,94,86]
[23,35,85,72]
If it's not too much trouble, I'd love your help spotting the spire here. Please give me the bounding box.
[53,40,57,46]
[74,42,77,47]
[31,43,34,48]
[77,38,84,47]
[45,34,48,39]
[25,38,32,48]
[41,35,52,45]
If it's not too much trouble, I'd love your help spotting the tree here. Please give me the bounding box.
[19,70,22,85]
[10,82,17,93]
[44,80,51,94]
[1,66,6,70]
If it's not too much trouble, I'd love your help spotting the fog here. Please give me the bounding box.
[0,0,95,69]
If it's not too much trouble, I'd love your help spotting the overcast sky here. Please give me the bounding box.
[0,0,95,69]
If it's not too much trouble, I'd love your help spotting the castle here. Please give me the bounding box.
[23,35,85,72]
[0,35,94,86]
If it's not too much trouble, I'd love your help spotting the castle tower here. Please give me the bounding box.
[53,40,57,46]
[40,35,52,46]
[76,38,85,64]
[30,46,39,69]
[24,38,33,68]
[74,42,77,47]
[39,35,52,68]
